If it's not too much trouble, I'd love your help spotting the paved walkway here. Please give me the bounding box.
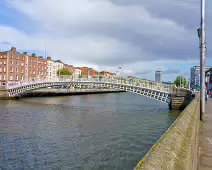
[198,98,212,170]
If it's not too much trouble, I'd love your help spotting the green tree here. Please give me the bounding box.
[57,68,72,76]
[174,76,187,87]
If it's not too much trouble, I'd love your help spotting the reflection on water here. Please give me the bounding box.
[0,92,180,169]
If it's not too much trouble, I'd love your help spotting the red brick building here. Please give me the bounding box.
[64,64,74,74]
[0,47,27,82]
[0,47,48,82]
[88,68,97,77]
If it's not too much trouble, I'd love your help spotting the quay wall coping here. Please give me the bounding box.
[134,93,200,170]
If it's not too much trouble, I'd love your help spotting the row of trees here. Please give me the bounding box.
[57,68,110,78]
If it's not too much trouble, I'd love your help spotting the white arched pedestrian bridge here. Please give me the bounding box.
[5,78,172,104]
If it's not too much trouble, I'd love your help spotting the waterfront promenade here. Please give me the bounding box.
[198,98,212,169]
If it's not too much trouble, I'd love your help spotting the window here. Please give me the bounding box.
[0,61,2,65]
[10,75,13,81]
[4,61,6,64]
[10,61,13,65]
[0,75,1,80]
[3,68,6,72]
[16,68,18,73]
[3,75,6,80]
[30,64,32,68]
[10,67,13,72]
[0,68,2,72]
[30,70,32,74]
[34,60,36,63]
[16,62,19,66]
[21,75,24,81]
[22,69,24,73]
[16,75,18,81]
[34,65,36,68]
[33,71,35,74]
[16,56,19,60]
[21,63,24,66]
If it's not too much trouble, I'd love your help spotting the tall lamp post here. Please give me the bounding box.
[198,0,206,121]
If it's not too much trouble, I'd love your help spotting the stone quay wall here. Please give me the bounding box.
[134,93,200,170]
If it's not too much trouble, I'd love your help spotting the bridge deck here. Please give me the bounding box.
[198,98,212,169]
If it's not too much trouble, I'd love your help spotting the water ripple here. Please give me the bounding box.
[0,93,180,170]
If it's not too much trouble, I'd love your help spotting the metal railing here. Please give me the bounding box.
[3,78,172,93]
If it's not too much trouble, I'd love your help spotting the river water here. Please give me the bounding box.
[0,92,180,170]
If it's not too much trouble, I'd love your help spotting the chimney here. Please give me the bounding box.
[11,46,16,52]
[23,52,28,55]
[47,56,52,60]
[32,53,36,58]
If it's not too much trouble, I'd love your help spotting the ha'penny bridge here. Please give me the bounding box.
[0,77,201,170]
[0,77,192,108]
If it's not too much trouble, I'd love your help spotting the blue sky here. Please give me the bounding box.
[0,0,212,82]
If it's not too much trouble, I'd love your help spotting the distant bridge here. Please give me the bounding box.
[3,78,172,104]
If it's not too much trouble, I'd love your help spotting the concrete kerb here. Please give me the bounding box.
[134,93,200,170]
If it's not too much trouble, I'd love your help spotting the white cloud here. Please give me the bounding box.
[1,0,211,81]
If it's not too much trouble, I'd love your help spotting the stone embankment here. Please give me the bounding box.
[134,93,200,170]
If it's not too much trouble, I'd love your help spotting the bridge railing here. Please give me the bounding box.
[5,78,172,93]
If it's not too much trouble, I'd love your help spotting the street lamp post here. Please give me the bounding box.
[199,0,206,121]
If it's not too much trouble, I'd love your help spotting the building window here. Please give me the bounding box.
[10,67,13,72]
[34,60,36,63]
[0,68,2,72]
[16,62,19,66]
[16,56,19,60]
[4,61,6,64]
[30,64,32,68]
[16,75,18,81]
[0,75,1,80]
[16,68,18,73]
[34,65,36,68]
[3,75,6,80]
[30,70,32,74]
[0,61,2,65]
[3,68,6,72]
[22,69,24,73]
[21,75,24,81]
[33,71,35,74]
[10,75,13,81]
[21,63,24,66]
[10,61,13,65]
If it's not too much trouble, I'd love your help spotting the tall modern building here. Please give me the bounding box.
[155,71,162,83]
[190,66,212,87]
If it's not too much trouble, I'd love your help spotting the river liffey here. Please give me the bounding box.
[0,92,181,170]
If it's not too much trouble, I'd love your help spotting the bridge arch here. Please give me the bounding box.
[7,81,172,104]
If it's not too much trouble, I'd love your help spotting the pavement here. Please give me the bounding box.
[198,98,212,170]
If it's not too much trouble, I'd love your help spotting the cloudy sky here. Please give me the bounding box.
[0,0,211,81]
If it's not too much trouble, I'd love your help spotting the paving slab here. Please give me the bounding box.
[198,98,212,170]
